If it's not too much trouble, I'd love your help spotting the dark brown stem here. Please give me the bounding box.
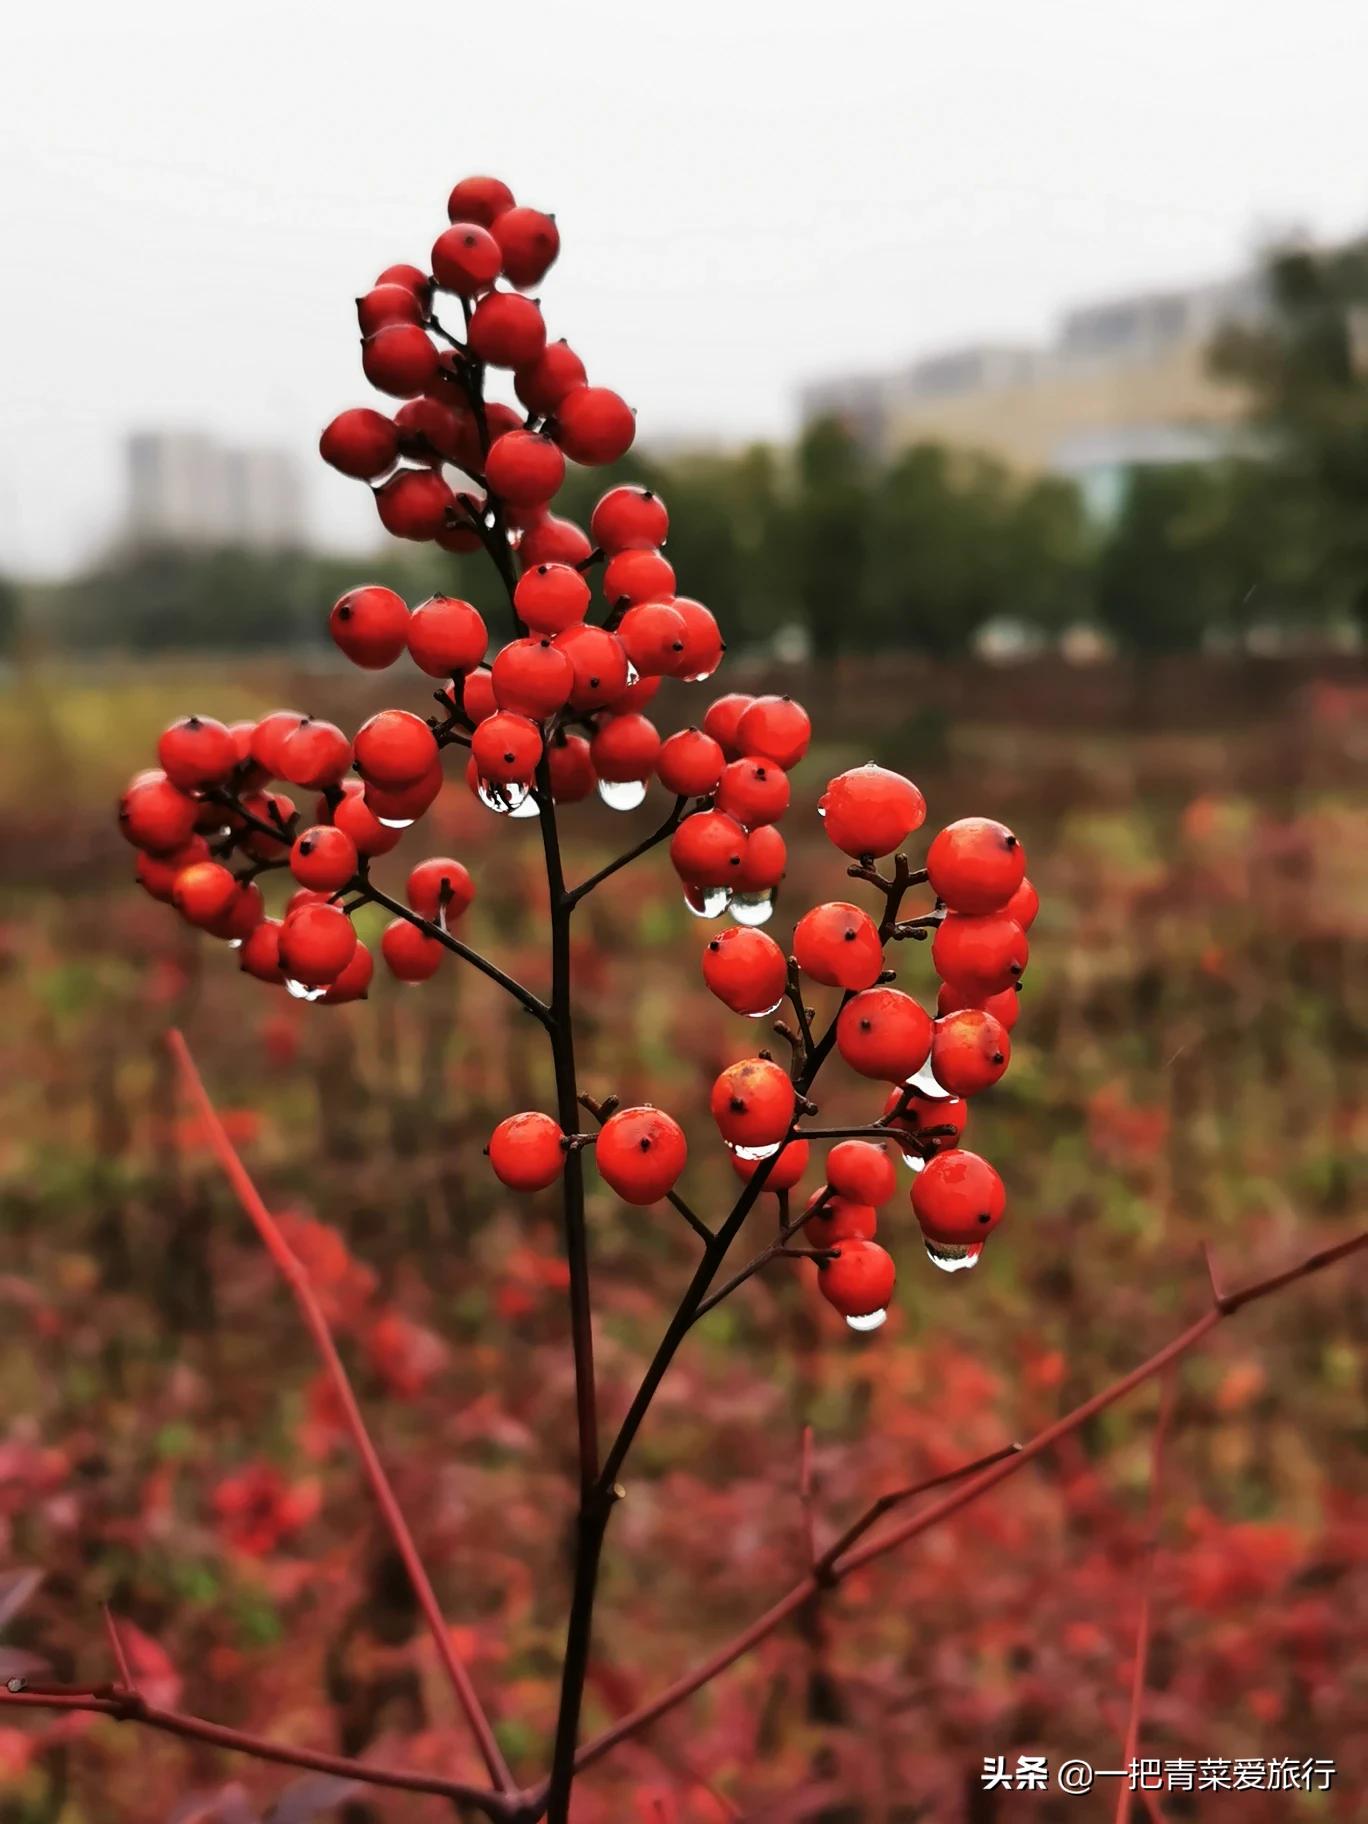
[565,797,688,907]
[360,880,551,1027]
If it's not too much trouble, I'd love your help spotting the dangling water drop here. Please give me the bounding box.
[598,778,647,812]
[745,996,785,1019]
[846,1308,888,1332]
[378,814,415,829]
[683,885,732,919]
[227,937,244,951]
[730,1140,782,1162]
[510,791,541,819]
[624,659,641,686]
[285,977,327,1003]
[906,1059,950,1099]
[924,1239,983,1273]
[730,890,774,927]
[478,777,528,814]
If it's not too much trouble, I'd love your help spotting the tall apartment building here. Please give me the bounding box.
[125,432,306,550]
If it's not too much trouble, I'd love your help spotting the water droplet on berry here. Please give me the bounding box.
[906,1059,950,1099]
[477,777,529,814]
[730,890,775,927]
[624,660,641,686]
[378,814,416,829]
[509,791,541,819]
[598,778,648,812]
[227,937,244,950]
[284,977,327,1002]
[745,996,785,1019]
[924,1239,983,1273]
[683,885,732,919]
[729,1140,782,1162]
[845,1308,888,1332]
[906,1153,927,1173]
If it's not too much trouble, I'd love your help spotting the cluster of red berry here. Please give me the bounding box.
[117,172,1037,1337]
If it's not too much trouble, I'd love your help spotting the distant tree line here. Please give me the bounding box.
[9,239,1367,662]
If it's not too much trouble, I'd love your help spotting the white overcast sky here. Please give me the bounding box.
[3,0,1365,575]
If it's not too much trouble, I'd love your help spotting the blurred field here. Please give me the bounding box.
[0,653,1364,1822]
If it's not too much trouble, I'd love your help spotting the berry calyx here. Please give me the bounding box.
[819,764,926,859]
[709,1058,795,1150]
[835,987,933,1081]
[825,1140,897,1207]
[330,585,410,669]
[926,818,1027,915]
[701,925,788,1016]
[817,1238,895,1321]
[911,1149,1006,1244]
[930,1009,1011,1097]
[488,1112,566,1191]
[792,901,884,991]
[596,1106,688,1205]
[734,696,810,771]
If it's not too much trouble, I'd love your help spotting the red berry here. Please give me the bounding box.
[882,1086,968,1155]
[322,941,374,1004]
[548,734,596,802]
[937,980,1021,1033]
[158,715,237,791]
[462,669,498,724]
[616,601,686,677]
[357,283,424,335]
[488,1111,565,1190]
[395,395,468,464]
[333,786,402,857]
[468,292,546,368]
[730,1137,809,1192]
[172,861,240,927]
[471,711,543,784]
[362,323,438,398]
[590,486,668,553]
[375,468,455,541]
[926,818,1027,915]
[320,408,399,480]
[702,925,787,1016]
[590,712,660,783]
[1004,876,1039,932]
[249,711,306,778]
[836,988,932,1081]
[672,598,723,681]
[492,635,573,719]
[280,902,357,987]
[735,696,810,771]
[375,263,432,307]
[446,175,515,227]
[431,223,502,295]
[932,913,1028,996]
[519,514,593,569]
[486,431,565,509]
[279,719,352,790]
[710,1058,795,1149]
[381,918,444,982]
[657,728,724,799]
[330,585,409,669]
[820,764,925,859]
[554,624,630,710]
[931,1009,1011,1097]
[806,1193,878,1248]
[363,762,443,825]
[702,694,754,760]
[734,824,787,893]
[714,757,789,829]
[596,1106,688,1206]
[818,1238,895,1321]
[603,548,675,607]
[240,918,286,984]
[515,563,589,634]
[492,206,560,288]
[605,672,662,714]
[238,790,296,857]
[436,516,484,555]
[826,1140,897,1207]
[119,772,199,853]
[515,342,588,415]
[912,1149,1005,1245]
[408,856,475,922]
[670,809,748,888]
[407,595,488,677]
[137,837,211,903]
[290,826,358,892]
[792,902,884,991]
[353,710,437,787]
[554,387,635,465]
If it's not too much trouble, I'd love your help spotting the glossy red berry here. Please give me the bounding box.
[356,283,424,335]
[590,486,668,553]
[279,902,357,987]
[486,430,565,507]
[657,728,724,799]
[238,790,296,857]
[709,1058,795,1149]
[882,1086,968,1155]
[279,719,352,790]
[320,408,400,480]
[603,548,675,607]
[926,818,1027,915]
[590,712,660,782]
[826,1140,897,1207]
[492,206,560,287]
[733,824,787,893]
[1004,876,1040,932]
[375,263,433,307]
[431,223,502,295]
[240,918,286,984]
[330,585,409,668]
[714,757,789,828]
[616,601,686,676]
[488,1111,565,1191]
[554,624,630,710]
[931,1009,1011,1097]
[793,902,884,991]
[735,696,810,771]
[407,595,488,677]
[362,323,439,398]
[701,925,788,1016]
[519,514,593,569]
[669,809,748,888]
[515,563,590,634]
[408,856,475,922]
[158,715,238,791]
[492,636,573,719]
[446,175,515,227]
[515,341,588,415]
[702,694,754,760]
[353,710,438,788]
[366,763,443,824]
[375,467,455,540]
[322,941,374,1004]
[806,1193,878,1247]
[818,1238,895,1320]
[548,734,597,802]
[554,387,635,464]
[730,1137,809,1193]
[249,711,306,778]
[380,918,444,982]
[333,786,403,857]
[836,988,933,1081]
[290,826,358,892]
[120,772,199,852]
[471,711,543,783]
[671,598,724,680]
[462,669,498,724]
[605,672,661,714]
[172,860,240,927]
[937,980,1021,1033]
[395,395,470,464]
[932,912,1029,996]
[820,764,926,859]
[596,1106,688,1206]
[912,1149,1005,1244]
[136,837,211,903]
[468,291,546,368]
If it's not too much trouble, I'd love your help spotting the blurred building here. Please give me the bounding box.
[125,432,305,549]
[800,264,1271,514]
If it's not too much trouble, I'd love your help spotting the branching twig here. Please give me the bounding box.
[1114,1368,1179,1824]
[565,797,688,908]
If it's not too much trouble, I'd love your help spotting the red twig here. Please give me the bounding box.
[1114,1368,1179,1824]
[100,1605,135,1691]
[166,1029,515,1797]
[798,1427,817,1568]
